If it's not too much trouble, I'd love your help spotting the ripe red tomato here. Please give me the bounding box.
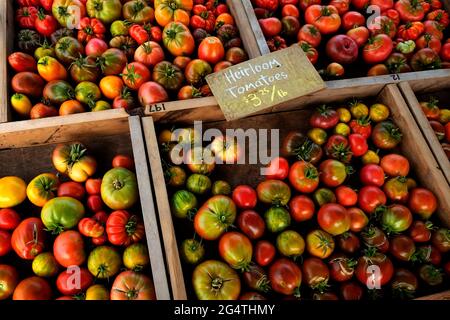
[106,210,145,246]
[0,208,21,230]
[198,37,225,64]
[289,195,315,222]
[305,5,342,35]
[53,231,86,268]
[363,34,394,64]
[57,182,85,201]
[56,268,93,295]
[297,24,322,48]
[395,0,426,22]
[11,218,45,260]
[269,258,302,296]
[282,4,300,17]
[358,186,387,214]
[289,161,319,193]
[112,155,135,171]
[13,277,52,300]
[122,62,151,91]
[0,230,12,256]
[87,195,103,212]
[237,210,265,240]
[254,240,276,267]
[310,106,339,129]
[409,220,433,242]
[361,226,390,252]
[330,0,350,14]
[232,185,257,209]
[259,17,282,37]
[390,235,416,261]
[302,257,330,289]
[340,282,364,300]
[359,164,385,186]
[351,0,369,10]
[328,253,355,282]
[335,186,357,206]
[356,252,394,286]
[337,232,361,254]
[380,154,410,177]
[218,232,253,271]
[349,133,368,157]
[408,188,437,219]
[264,157,289,180]
[85,178,102,195]
[440,42,450,61]
[319,159,347,187]
[347,207,368,232]
[317,203,351,236]
[342,11,365,30]
[326,35,359,65]
[347,26,370,47]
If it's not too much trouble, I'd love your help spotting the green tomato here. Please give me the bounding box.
[32,252,59,277]
[110,20,130,37]
[92,100,112,112]
[313,188,337,206]
[101,167,138,210]
[41,196,85,234]
[212,180,231,196]
[264,207,291,233]
[88,246,122,279]
[186,174,211,195]
[123,243,150,271]
[75,81,101,106]
[276,230,305,258]
[86,0,123,24]
[171,190,197,219]
[180,238,205,265]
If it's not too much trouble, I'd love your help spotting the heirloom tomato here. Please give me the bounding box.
[372,121,402,149]
[337,231,361,254]
[56,267,92,295]
[0,265,19,300]
[419,264,443,286]
[347,207,368,232]
[358,186,387,214]
[356,251,393,286]
[153,61,184,91]
[408,188,437,219]
[390,235,416,261]
[138,81,169,106]
[32,252,59,277]
[0,176,27,208]
[180,238,205,265]
[381,204,413,233]
[0,231,11,256]
[52,0,86,28]
[53,230,85,267]
[26,173,59,207]
[409,220,433,242]
[52,143,97,182]
[134,41,165,68]
[70,56,100,83]
[12,72,45,98]
[88,246,121,279]
[13,277,52,300]
[306,229,335,259]
[0,209,20,230]
[276,230,305,258]
[101,167,138,210]
[43,80,75,105]
[163,22,195,56]
[302,257,330,291]
[111,271,156,300]
[122,62,151,91]
[318,203,351,236]
[86,284,109,300]
[41,197,85,233]
[219,232,252,271]
[11,218,45,260]
[360,164,385,186]
[11,93,32,117]
[288,161,319,193]
[8,52,36,72]
[310,105,339,129]
[319,159,347,187]
[106,210,145,246]
[98,48,127,75]
[298,24,322,48]
[363,34,394,64]
[391,268,418,299]
[256,180,291,206]
[185,59,212,85]
[305,5,341,35]
[326,35,359,65]
[254,240,276,267]
[361,225,390,252]
[289,195,315,222]
[264,157,289,180]
[78,217,104,238]
[237,210,265,240]
[86,0,122,24]
[431,228,450,253]
[57,181,85,201]
[269,258,302,296]
[383,177,409,202]
[340,282,364,300]
[123,0,155,24]
[198,37,225,65]
[380,154,410,176]
[264,207,291,233]
[329,253,356,282]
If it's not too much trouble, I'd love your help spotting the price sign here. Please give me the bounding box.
[206,45,325,121]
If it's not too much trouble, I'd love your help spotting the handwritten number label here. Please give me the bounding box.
[243,85,289,107]
[148,104,166,113]
[391,74,401,81]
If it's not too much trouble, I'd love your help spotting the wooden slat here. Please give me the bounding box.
[398,82,450,185]
[380,85,450,227]
[415,290,450,300]
[129,116,171,300]
[142,117,187,300]
[0,0,13,123]
[0,109,130,148]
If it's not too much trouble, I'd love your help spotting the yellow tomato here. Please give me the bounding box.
[334,123,351,136]
[362,150,380,165]
[350,101,369,119]
[86,285,110,300]
[439,109,450,124]
[11,93,32,118]
[26,173,59,207]
[369,103,390,122]
[100,76,124,100]
[92,100,112,112]
[0,176,27,208]
[307,128,327,145]
[337,107,351,123]
[306,229,335,259]
[37,56,67,82]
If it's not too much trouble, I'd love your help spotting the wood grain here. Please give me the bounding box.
[129,116,171,300]
[415,290,450,300]
[142,117,187,300]
[0,0,13,123]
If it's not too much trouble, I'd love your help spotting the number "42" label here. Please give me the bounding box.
[148,104,166,113]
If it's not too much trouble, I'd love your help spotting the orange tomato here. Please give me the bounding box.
[100,76,124,99]
[177,85,202,100]
[155,0,193,27]
[59,100,85,116]
[37,56,67,82]
[173,56,192,69]
[30,103,58,119]
[162,22,195,56]
[216,13,234,26]
[198,37,225,65]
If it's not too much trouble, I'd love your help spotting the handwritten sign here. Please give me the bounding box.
[206,45,325,121]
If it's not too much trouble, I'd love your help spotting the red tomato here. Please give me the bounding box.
[337,232,361,254]
[408,188,437,219]
[232,185,257,209]
[11,218,45,260]
[106,210,145,246]
[380,154,410,176]
[264,157,289,180]
[87,195,103,212]
[310,106,339,129]
[85,178,102,195]
[53,231,86,268]
[13,277,52,300]
[342,11,366,30]
[0,230,12,256]
[299,0,321,11]
[0,209,21,230]
[282,4,300,17]
[35,11,58,37]
[328,253,355,282]
[269,258,302,296]
[356,252,394,286]
[0,265,19,300]
[395,0,426,22]
[349,134,368,157]
[289,195,315,222]
[78,217,104,238]
[347,207,368,232]
[297,24,322,48]
[330,0,350,14]
[351,0,369,10]
[56,268,93,295]
[122,62,151,91]
[258,17,282,37]
[237,210,265,240]
[359,164,385,186]
[440,42,450,62]
[326,35,359,65]
[138,81,169,106]
[319,159,347,187]
[289,161,319,193]
[335,186,357,207]
[371,0,393,11]
[390,235,416,261]
[112,155,135,171]
[363,34,394,64]
[198,37,225,65]
[302,257,330,289]
[340,282,364,300]
[254,240,276,267]
[57,182,85,201]
[317,203,351,236]
[305,5,342,35]
[8,52,37,72]
[358,186,387,214]
[347,26,370,47]
[409,220,433,242]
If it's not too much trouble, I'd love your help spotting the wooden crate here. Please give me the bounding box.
[142,84,450,300]
[398,79,450,186]
[0,0,261,124]
[235,0,450,88]
[0,112,171,300]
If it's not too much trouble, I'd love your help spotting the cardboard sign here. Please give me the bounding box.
[206,45,325,121]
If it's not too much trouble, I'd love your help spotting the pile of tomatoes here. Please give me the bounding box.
[251,0,450,79]
[9,0,248,119]
[419,97,450,159]
[158,100,449,300]
[0,144,156,300]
